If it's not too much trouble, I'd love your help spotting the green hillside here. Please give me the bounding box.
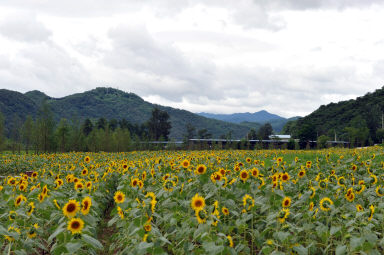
[285,87,384,145]
[0,87,251,139]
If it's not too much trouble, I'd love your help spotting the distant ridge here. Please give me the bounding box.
[0,87,252,139]
[198,111,299,132]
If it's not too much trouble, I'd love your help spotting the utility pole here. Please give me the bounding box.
[334,130,337,142]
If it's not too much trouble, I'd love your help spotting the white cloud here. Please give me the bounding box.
[0,13,51,42]
[0,1,383,118]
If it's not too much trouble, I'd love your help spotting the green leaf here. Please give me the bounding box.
[275,231,290,242]
[293,245,308,255]
[351,237,365,251]
[330,226,341,235]
[82,234,103,250]
[335,245,347,255]
[65,242,83,253]
[48,222,66,243]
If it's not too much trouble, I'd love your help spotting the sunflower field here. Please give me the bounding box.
[1,147,384,254]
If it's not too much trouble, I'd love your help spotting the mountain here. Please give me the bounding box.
[198,110,284,123]
[0,87,252,139]
[198,110,298,133]
[287,87,384,144]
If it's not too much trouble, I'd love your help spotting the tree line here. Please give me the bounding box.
[0,103,174,153]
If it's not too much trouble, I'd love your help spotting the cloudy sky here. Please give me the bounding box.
[0,0,383,118]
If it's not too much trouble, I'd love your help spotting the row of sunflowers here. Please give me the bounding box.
[1,147,384,254]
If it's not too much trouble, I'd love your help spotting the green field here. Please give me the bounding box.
[1,147,384,254]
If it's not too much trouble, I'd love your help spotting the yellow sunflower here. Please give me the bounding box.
[63,199,80,218]
[67,218,84,235]
[277,208,290,223]
[191,193,205,211]
[27,202,35,216]
[282,197,291,208]
[222,207,229,216]
[242,194,255,210]
[319,197,333,212]
[181,159,190,168]
[356,204,364,212]
[81,196,92,215]
[368,205,374,221]
[239,170,249,182]
[195,164,207,175]
[114,191,125,204]
[14,194,27,207]
[227,235,234,248]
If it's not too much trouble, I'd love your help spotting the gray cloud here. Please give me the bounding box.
[0,13,51,42]
[102,24,217,101]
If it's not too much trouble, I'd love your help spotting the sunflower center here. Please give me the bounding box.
[83,201,89,210]
[67,203,76,213]
[195,200,202,207]
[71,221,80,229]
[198,167,204,173]
[117,195,122,201]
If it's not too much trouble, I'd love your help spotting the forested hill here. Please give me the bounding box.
[0,87,251,139]
[284,87,384,145]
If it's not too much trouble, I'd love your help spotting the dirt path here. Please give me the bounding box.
[97,201,118,255]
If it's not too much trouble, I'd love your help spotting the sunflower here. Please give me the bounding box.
[181,159,190,168]
[210,172,222,183]
[298,169,306,178]
[282,197,291,208]
[117,206,124,219]
[281,172,290,182]
[277,208,290,223]
[318,179,327,189]
[227,235,234,248]
[15,194,27,207]
[195,209,207,224]
[376,185,384,197]
[27,202,35,216]
[351,164,357,171]
[370,174,378,185]
[38,193,45,203]
[191,193,205,211]
[84,156,91,163]
[63,199,80,218]
[309,202,314,211]
[9,211,17,221]
[356,204,364,212]
[222,207,229,216]
[81,168,88,176]
[131,178,139,188]
[114,191,125,204]
[337,176,345,187]
[67,218,84,235]
[27,228,37,239]
[319,197,333,212]
[195,164,207,175]
[239,170,249,182]
[81,196,92,215]
[242,194,255,210]
[53,199,61,210]
[251,168,259,178]
[368,205,374,221]
[144,223,152,232]
[32,172,38,178]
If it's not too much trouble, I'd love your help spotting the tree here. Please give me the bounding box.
[198,129,212,139]
[109,119,118,131]
[96,118,107,130]
[10,114,22,153]
[56,118,70,152]
[317,135,330,149]
[184,123,196,140]
[0,112,4,151]
[257,123,273,140]
[147,108,172,140]
[22,115,34,154]
[82,119,93,136]
[297,123,316,148]
[247,128,257,140]
[376,128,384,144]
[36,102,56,152]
